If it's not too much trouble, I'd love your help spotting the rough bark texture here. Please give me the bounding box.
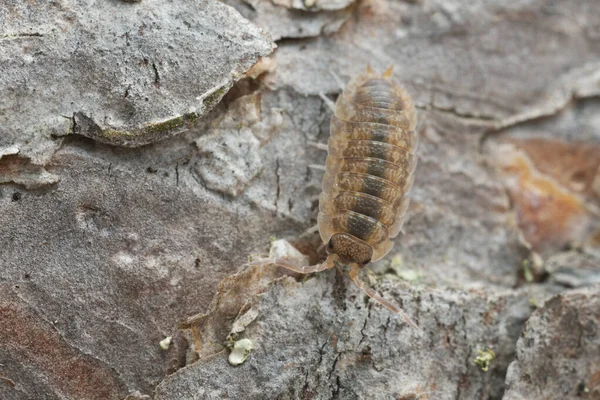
[1,0,600,399]
[504,287,600,400]
[0,0,274,155]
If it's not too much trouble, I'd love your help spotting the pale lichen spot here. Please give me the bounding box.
[228,338,254,366]
[474,348,495,372]
[159,336,172,351]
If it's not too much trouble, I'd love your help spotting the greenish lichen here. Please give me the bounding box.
[186,112,200,124]
[385,255,422,282]
[528,298,538,308]
[474,348,495,372]
[99,116,187,143]
[201,85,230,110]
[145,116,184,135]
[390,255,404,269]
[397,269,421,282]
[523,259,534,283]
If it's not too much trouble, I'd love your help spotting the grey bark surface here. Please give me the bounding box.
[0,0,273,155]
[504,287,600,400]
[1,0,600,399]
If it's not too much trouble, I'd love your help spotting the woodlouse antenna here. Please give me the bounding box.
[308,164,326,171]
[307,140,329,151]
[305,224,320,234]
[349,264,422,333]
[383,65,394,79]
[365,63,374,74]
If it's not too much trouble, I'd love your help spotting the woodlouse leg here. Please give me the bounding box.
[318,92,336,112]
[316,241,326,254]
[307,141,328,151]
[349,264,422,333]
[246,256,335,274]
[308,164,326,171]
[328,70,346,91]
[305,224,319,234]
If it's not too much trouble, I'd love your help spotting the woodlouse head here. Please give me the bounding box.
[327,233,372,266]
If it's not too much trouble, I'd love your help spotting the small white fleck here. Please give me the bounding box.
[228,338,253,366]
[159,336,172,351]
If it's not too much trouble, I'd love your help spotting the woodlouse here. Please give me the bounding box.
[251,65,419,329]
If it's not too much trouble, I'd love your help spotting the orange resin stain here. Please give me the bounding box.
[510,138,600,201]
[490,142,598,256]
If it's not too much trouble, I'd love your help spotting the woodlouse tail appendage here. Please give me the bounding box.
[349,264,421,333]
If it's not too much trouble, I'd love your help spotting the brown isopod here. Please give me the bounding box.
[250,65,419,330]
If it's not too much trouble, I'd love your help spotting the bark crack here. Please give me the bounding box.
[416,103,498,124]
[358,302,373,347]
[152,62,160,88]
[274,157,281,215]
[0,32,43,40]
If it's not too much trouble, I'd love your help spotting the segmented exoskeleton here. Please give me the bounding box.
[250,65,419,329]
